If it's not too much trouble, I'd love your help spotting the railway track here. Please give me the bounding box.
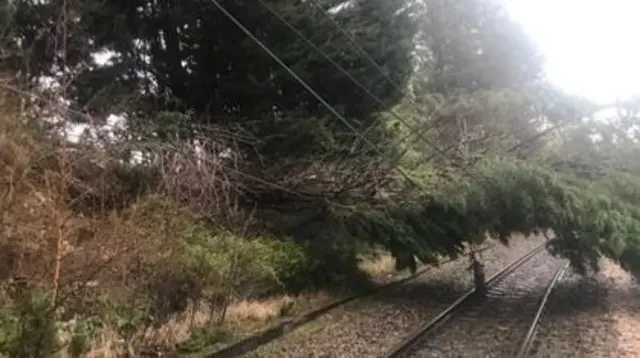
[189,245,498,358]
[384,243,570,358]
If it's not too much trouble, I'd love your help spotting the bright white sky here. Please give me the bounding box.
[506,0,640,105]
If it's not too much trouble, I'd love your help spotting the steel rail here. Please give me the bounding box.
[383,241,551,358]
[182,245,495,358]
[516,261,570,357]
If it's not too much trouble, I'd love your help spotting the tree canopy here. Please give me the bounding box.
[4,0,640,280]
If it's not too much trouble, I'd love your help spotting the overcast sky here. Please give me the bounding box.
[505,0,640,105]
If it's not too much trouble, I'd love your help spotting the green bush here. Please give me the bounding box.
[140,225,313,322]
[177,228,311,294]
[66,316,103,358]
[0,289,58,358]
[250,237,311,289]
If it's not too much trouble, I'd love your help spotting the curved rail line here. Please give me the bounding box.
[383,241,563,358]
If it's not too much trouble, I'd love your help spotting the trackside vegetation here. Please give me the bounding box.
[1,0,640,355]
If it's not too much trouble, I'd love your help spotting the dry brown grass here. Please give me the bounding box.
[226,296,293,322]
[75,293,339,356]
[70,330,127,358]
[358,253,398,279]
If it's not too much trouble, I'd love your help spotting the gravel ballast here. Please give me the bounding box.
[406,250,566,357]
[244,235,547,358]
[530,259,640,357]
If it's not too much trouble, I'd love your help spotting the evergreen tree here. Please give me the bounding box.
[6,0,415,137]
[6,0,640,281]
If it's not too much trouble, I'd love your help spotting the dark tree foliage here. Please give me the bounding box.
[3,0,421,285]
[5,0,640,283]
[6,0,415,141]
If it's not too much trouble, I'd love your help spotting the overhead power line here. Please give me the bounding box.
[208,0,423,188]
[209,0,468,240]
[208,0,496,250]
[255,0,458,168]
[306,0,447,131]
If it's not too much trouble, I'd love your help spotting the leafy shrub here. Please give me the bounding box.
[140,225,312,323]
[177,227,310,296]
[66,316,103,358]
[0,289,57,358]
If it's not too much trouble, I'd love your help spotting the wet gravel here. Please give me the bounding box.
[404,250,567,358]
[243,235,547,358]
